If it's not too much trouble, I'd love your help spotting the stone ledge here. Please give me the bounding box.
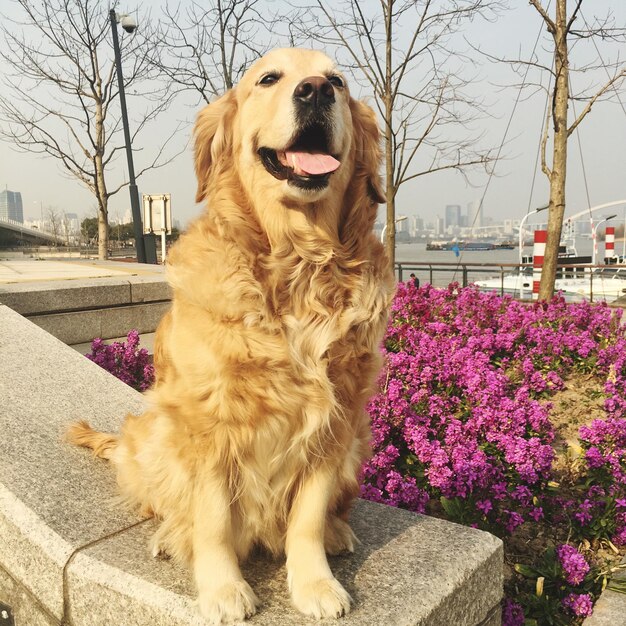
[583,590,626,626]
[28,301,170,345]
[0,274,170,316]
[0,272,171,343]
[0,305,504,625]
[584,557,626,625]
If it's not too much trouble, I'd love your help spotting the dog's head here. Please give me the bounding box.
[195,48,384,215]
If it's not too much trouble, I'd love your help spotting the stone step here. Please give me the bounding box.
[0,272,170,344]
[0,305,503,626]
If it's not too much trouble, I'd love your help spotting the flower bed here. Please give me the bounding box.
[362,283,626,625]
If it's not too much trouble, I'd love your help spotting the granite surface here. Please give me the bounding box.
[583,590,626,626]
[584,557,626,626]
[0,305,146,619]
[28,301,170,344]
[0,278,132,314]
[0,564,59,626]
[68,501,503,626]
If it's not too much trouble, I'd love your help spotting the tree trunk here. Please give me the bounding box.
[383,0,395,269]
[385,119,395,268]
[539,0,569,300]
[94,93,109,261]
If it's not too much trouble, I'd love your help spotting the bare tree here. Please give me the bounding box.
[0,0,179,260]
[293,0,499,266]
[153,0,272,105]
[526,0,626,300]
[46,207,62,246]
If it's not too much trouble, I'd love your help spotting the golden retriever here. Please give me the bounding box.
[68,48,395,624]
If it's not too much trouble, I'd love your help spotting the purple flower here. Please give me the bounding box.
[86,330,154,392]
[476,499,493,515]
[502,598,525,626]
[562,593,594,618]
[574,499,595,526]
[556,544,590,586]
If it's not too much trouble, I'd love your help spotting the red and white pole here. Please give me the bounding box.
[532,230,547,300]
[605,226,615,259]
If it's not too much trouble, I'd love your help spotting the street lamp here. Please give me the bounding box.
[381,216,408,244]
[519,204,549,264]
[592,215,617,265]
[109,9,152,264]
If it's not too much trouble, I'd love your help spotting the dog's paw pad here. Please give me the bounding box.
[292,577,352,619]
[325,517,359,555]
[198,580,259,624]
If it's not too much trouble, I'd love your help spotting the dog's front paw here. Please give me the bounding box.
[325,516,359,555]
[197,580,259,624]
[291,577,352,619]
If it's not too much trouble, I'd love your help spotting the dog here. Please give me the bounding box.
[68,48,395,624]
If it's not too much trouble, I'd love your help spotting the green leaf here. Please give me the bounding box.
[607,579,626,595]
[440,496,457,516]
[515,563,539,578]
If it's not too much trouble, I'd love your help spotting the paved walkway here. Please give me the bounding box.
[0,255,165,284]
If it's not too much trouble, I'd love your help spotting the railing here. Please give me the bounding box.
[0,217,65,243]
[395,260,626,304]
[396,260,522,288]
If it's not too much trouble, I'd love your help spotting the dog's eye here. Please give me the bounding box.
[328,75,345,89]
[259,73,281,86]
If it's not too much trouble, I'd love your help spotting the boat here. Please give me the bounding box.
[426,240,497,251]
[557,258,626,302]
[474,247,594,299]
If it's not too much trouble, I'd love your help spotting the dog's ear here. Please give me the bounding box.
[194,89,237,202]
[350,98,385,205]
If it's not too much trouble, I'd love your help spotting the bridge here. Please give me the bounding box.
[0,218,67,247]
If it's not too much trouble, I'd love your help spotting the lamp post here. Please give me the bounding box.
[519,204,549,264]
[592,215,617,265]
[381,215,408,244]
[109,9,150,264]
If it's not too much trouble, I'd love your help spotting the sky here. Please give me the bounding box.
[0,0,624,228]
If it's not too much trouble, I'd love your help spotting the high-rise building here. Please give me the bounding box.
[0,189,24,223]
[467,200,482,229]
[445,204,461,230]
[409,215,424,237]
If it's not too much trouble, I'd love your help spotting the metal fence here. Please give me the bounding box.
[395,260,626,305]
[396,260,521,289]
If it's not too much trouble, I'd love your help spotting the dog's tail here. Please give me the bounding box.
[66,420,118,460]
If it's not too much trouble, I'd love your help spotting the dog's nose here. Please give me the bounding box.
[293,76,335,108]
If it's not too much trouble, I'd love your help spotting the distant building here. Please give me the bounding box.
[0,189,24,223]
[409,215,424,237]
[445,204,461,230]
[435,216,445,235]
[396,215,409,233]
[468,200,482,229]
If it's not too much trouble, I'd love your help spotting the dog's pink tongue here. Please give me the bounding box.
[285,151,340,176]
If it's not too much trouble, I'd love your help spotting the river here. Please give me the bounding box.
[393,239,612,288]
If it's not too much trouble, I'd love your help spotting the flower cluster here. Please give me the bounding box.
[562,592,594,618]
[557,544,590,585]
[86,330,154,392]
[362,283,626,624]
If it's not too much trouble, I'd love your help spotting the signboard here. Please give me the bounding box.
[142,194,172,235]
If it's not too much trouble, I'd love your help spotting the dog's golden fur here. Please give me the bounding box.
[68,48,394,624]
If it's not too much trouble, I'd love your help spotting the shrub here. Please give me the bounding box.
[363,283,626,624]
[85,330,154,392]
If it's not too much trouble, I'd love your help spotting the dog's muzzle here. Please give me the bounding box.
[258,76,341,192]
